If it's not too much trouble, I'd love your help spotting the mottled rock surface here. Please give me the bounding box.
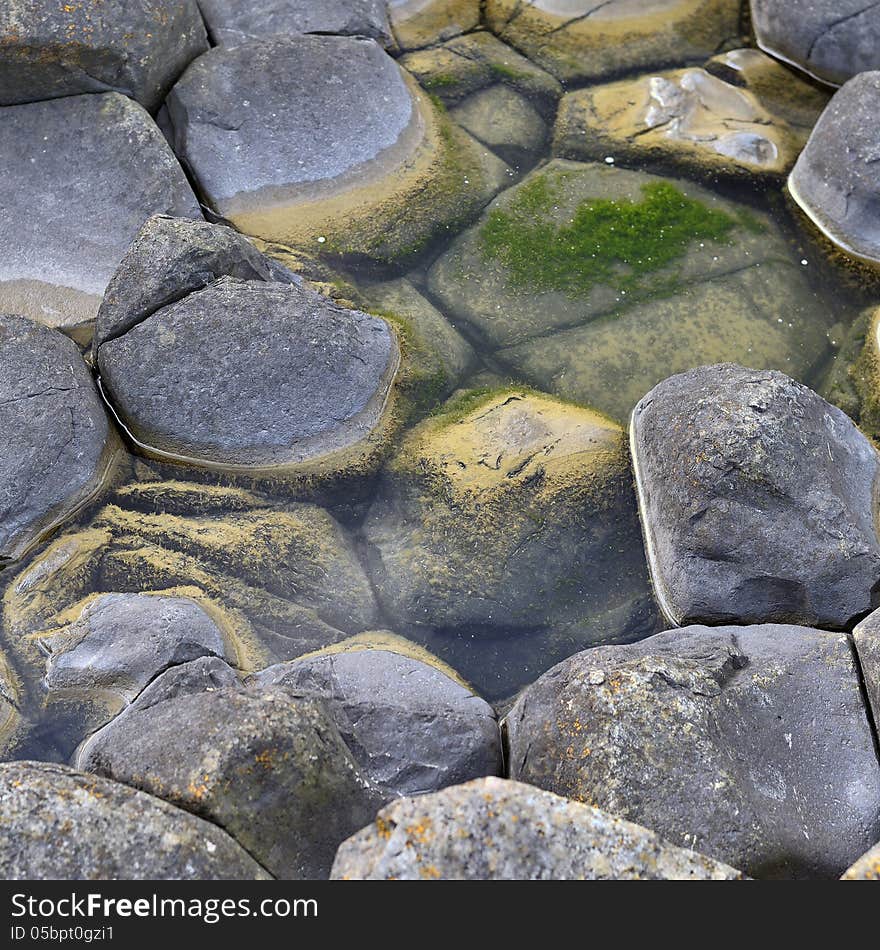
[452,84,548,168]
[0,93,201,339]
[631,364,880,628]
[0,0,208,111]
[506,625,880,878]
[166,35,506,262]
[0,316,113,563]
[789,73,880,264]
[0,761,269,880]
[842,842,880,880]
[332,777,745,880]
[251,645,501,796]
[363,389,659,698]
[199,0,394,48]
[98,279,400,473]
[77,658,386,879]
[751,0,880,86]
[486,0,741,83]
[93,214,288,351]
[854,608,880,737]
[389,0,480,50]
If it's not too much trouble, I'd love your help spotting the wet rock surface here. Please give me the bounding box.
[199,0,394,49]
[789,72,880,264]
[77,658,387,879]
[364,389,660,697]
[0,0,208,112]
[389,0,481,50]
[165,34,506,263]
[751,0,880,87]
[0,316,113,564]
[631,364,880,628]
[506,625,880,878]
[332,777,745,880]
[97,279,400,473]
[0,760,269,880]
[251,643,501,796]
[0,93,201,339]
[854,609,880,737]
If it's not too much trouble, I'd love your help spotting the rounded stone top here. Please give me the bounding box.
[97,279,400,471]
[166,34,420,210]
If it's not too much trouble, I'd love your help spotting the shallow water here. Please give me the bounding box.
[3,33,878,764]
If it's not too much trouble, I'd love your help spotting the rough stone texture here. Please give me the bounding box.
[166,35,507,262]
[789,73,880,265]
[364,278,476,398]
[554,66,808,178]
[389,0,480,50]
[451,85,548,168]
[77,658,386,879]
[842,842,880,880]
[0,0,208,112]
[399,31,563,111]
[429,160,831,422]
[98,279,400,473]
[331,777,745,880]
[854,608,880,738]
[0,761,269,880]
[485,0,741,84]
[0,315,113,564]
[93,214,288,351]
[363,389,660,699]
[0,93,201,340]
[631,364,880,628]
[751,0,880,87]
[199,0,394,48]
[2,487,380,710]
[843,307,880,441]
[251,646,501,796]
[506,625,880,879]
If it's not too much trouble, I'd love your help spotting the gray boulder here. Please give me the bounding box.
[0,93,201,340]
[854,608,880,737]
[0,0,208,112]
[505,625,880,878]
[789,73,880,264]
[250,647,501,796]
[199,0,394,48]
[97,279,400,472]
[93,214,291,351]
[751,0,880,86]
[77,658,386,879]
[331,777,745,880]
[0,761,269,880]
[0,315,113,563]
[631,364,880,628]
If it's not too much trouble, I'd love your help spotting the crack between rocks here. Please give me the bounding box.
[545,0,617,36]
[848,633,880,764]
[806,1,880,60]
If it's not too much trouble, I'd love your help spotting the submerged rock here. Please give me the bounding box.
[0,0,208,112]
[77,658,386,879]
[631,364,880,628]
[842,842,880,880]
[332,777,745,880]
[0,93,201,340]
[251,640,501,796]
[363,389,659,698]
[388,0,480,50]
[789,73,880,265]
[485,0,741,84]
[451,84,548,168]
[554,66,808,178]
[0,761,268,880]
[165,35,507,263]
[97,279,401,476]
[505,625,880,878]
[93,214,289,352]
[0,316,114,564]
[199,0,394,48]
[751,0,880,86]
[854,609,880,738]
[2,486,380,702]
[429,160,830,421]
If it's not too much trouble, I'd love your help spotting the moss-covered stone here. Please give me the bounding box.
[362,388,660,698]
[850,308,880,441]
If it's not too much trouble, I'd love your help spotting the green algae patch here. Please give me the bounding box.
[480,173,739,298]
